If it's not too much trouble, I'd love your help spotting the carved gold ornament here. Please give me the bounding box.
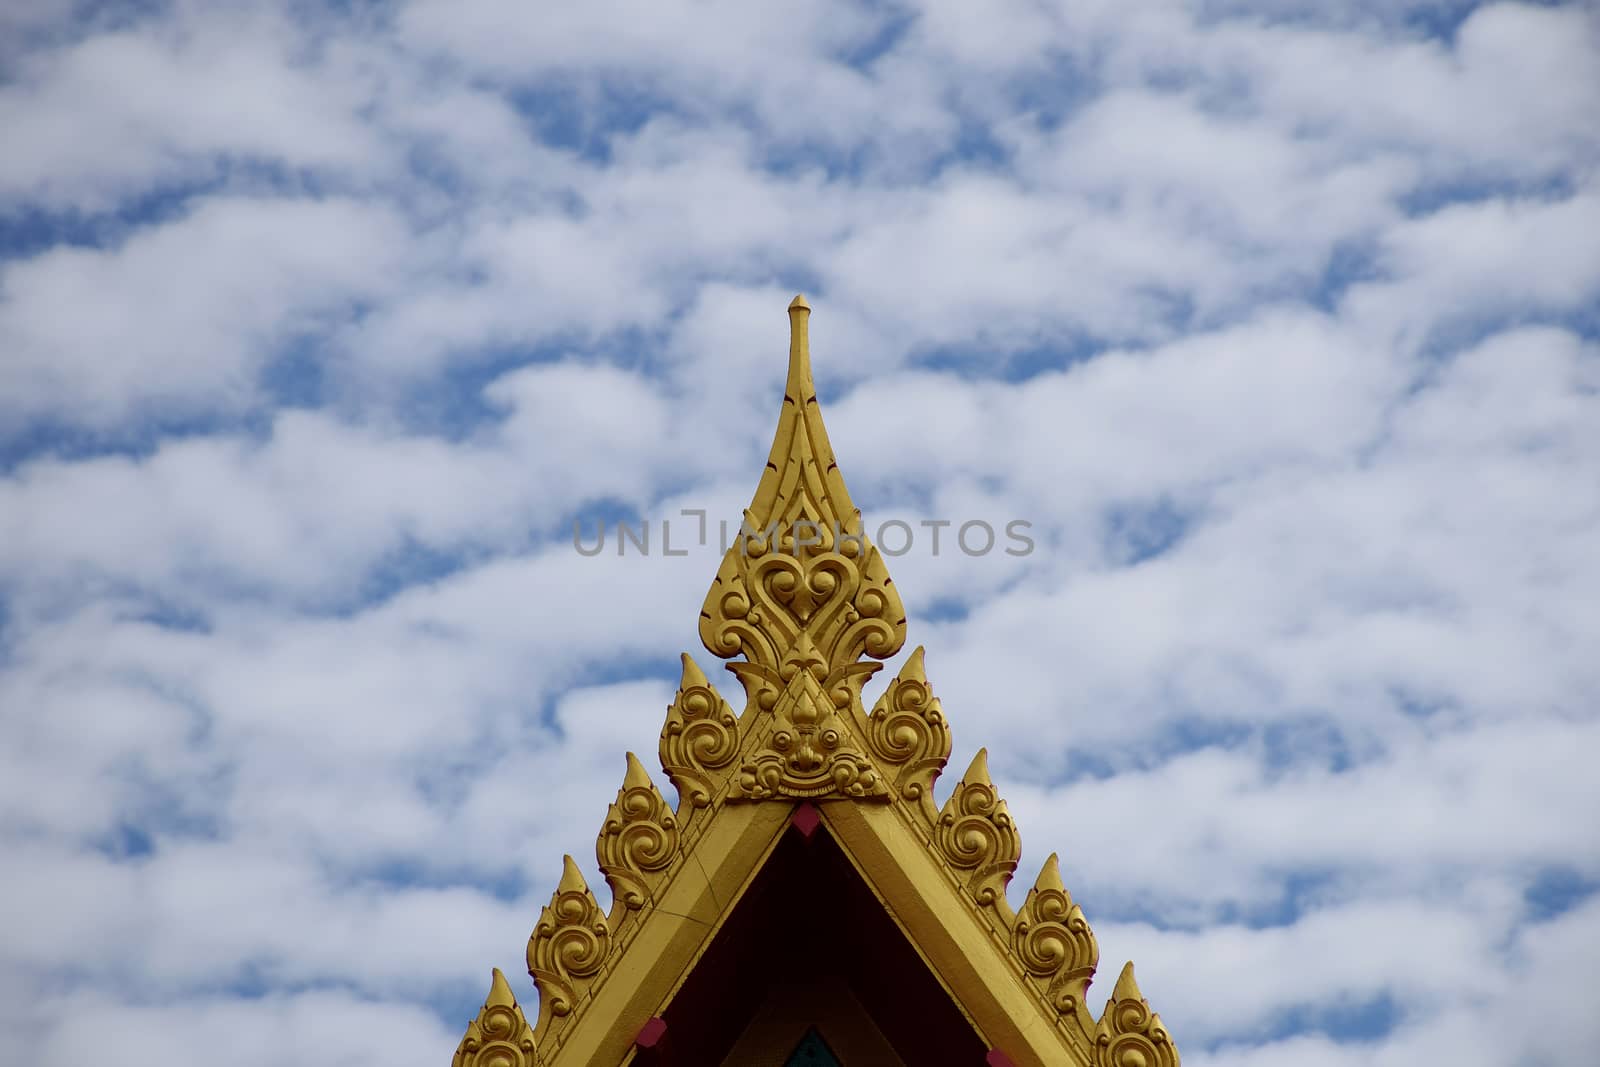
[657,653,739,813]
[525,856,609,1034]
[453,968,538,1067]
[935,748,1022,916]
[452,298,1178,1067]
[701,296,906,805]
[1014,853,1100,1015]
[1095,964,1179,1067]
[596,753,679,911]
[865,645,953,823]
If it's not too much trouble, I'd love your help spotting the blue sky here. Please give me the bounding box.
[1,1,1598,1063]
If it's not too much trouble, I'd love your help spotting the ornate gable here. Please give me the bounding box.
[455,296,1179,1066]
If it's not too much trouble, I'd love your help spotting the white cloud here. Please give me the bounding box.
[0,6,387,210]
[0,197,411,426]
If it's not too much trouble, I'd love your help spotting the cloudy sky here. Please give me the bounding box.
[2,1,1598,1063]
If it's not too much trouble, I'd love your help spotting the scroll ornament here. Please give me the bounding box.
[698,296,907,719]
[452,968,538,1067]
[865,645,952,822]
[596,753,679,913]
[526,856,611,1033]
[658,654,740,812]
[1095,963,1180,1067]
[1013,853,1100,1016]
[452,298,1182,1066]
[728,631,890,802]
[704,507,905,697]
[934,748,1021,915]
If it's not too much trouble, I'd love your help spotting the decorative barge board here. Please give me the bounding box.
[453,296,1180,1067]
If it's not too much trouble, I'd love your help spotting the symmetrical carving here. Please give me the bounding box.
[1014,853,1100,1016]
[935,748,1021,914]
[866,645,952,822]
[729,631,890,802]
[596,753,679,913]
[453,968,538,1067]
[699,297,906,802]
[658,654,739,810]
[526,856,611,1033]
[1095,963,1179,1067]
[454,297,1180,1066]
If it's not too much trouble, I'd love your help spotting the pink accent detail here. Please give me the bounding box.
[791,802,822,839]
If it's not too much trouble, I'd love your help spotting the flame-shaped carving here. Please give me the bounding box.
[526,856,610,1033]
[935,749,1021,914]
[866,646,952,822]
[1014,853,1100,1016]
[596,753,679,914]
[1095,963,1179,1067]
[699,295,906,707]
[658,654,739,811]
[453,968,539,1067]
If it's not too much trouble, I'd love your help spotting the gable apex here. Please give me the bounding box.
[455,298,1180,1066]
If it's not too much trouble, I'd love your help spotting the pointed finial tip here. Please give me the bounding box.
[487,967,516,1007]
[557,854,586,893]
[677,652,709,691]
[788,293,810,312]
[1113,960,1141,998]
[1035,852,1067,891]
[623,751,652,788]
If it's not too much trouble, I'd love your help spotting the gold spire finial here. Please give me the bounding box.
[785,293,813,407]
[697,297,906,802]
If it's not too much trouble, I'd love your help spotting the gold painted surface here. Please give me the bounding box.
[865,646,952,824]
[701,295,903,803]
[457,298,1179,1067]
[453,968,538,1067]
[935,748,1023,925]
[525,856,609,1043]
[1094,963,1179,1067]
[1015,853,1100,1032]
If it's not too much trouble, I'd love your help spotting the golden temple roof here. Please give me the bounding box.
[455,297,1179,1066]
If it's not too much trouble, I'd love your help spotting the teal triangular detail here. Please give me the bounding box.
[783,1026,842,1067]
